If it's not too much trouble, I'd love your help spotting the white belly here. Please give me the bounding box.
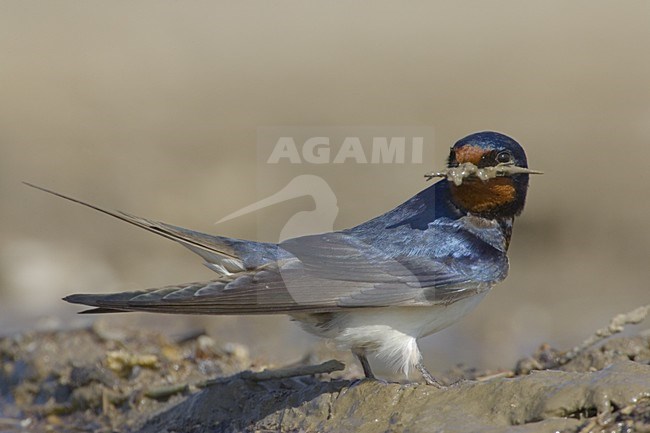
[293,292,489,375]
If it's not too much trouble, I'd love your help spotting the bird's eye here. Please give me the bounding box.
[496,151,513,164]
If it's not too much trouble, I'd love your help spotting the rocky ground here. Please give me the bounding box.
[1,308,650,433]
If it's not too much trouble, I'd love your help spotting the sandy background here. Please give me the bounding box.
[1,1,649,374]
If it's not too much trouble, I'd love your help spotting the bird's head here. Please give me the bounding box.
[442,131,539,219]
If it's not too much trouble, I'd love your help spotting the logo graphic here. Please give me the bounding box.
[217,174,338,242]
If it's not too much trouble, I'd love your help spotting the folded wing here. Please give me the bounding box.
[65,230,502,314]
[27,183,506,315]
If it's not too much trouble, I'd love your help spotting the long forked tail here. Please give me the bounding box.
[23,182,250,273]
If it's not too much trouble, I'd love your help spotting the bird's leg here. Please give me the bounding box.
[353,350,375,379]
[416,362,446,388]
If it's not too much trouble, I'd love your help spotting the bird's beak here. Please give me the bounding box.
[424,162,543,186]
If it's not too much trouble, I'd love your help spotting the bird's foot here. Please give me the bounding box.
[416,362,447,389]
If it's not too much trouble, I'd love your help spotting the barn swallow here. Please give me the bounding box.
[25,131,540,387]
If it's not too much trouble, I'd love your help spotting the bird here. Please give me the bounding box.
[25,131,541,387]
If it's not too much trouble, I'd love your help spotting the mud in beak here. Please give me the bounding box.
[424,162,543,186]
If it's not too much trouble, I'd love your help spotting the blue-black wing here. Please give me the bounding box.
[66,218,508,314]
[29,182,509,314]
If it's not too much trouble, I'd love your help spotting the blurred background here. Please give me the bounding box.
[1,1,649,375]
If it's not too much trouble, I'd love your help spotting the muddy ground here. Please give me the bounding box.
[1,313,650,433]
